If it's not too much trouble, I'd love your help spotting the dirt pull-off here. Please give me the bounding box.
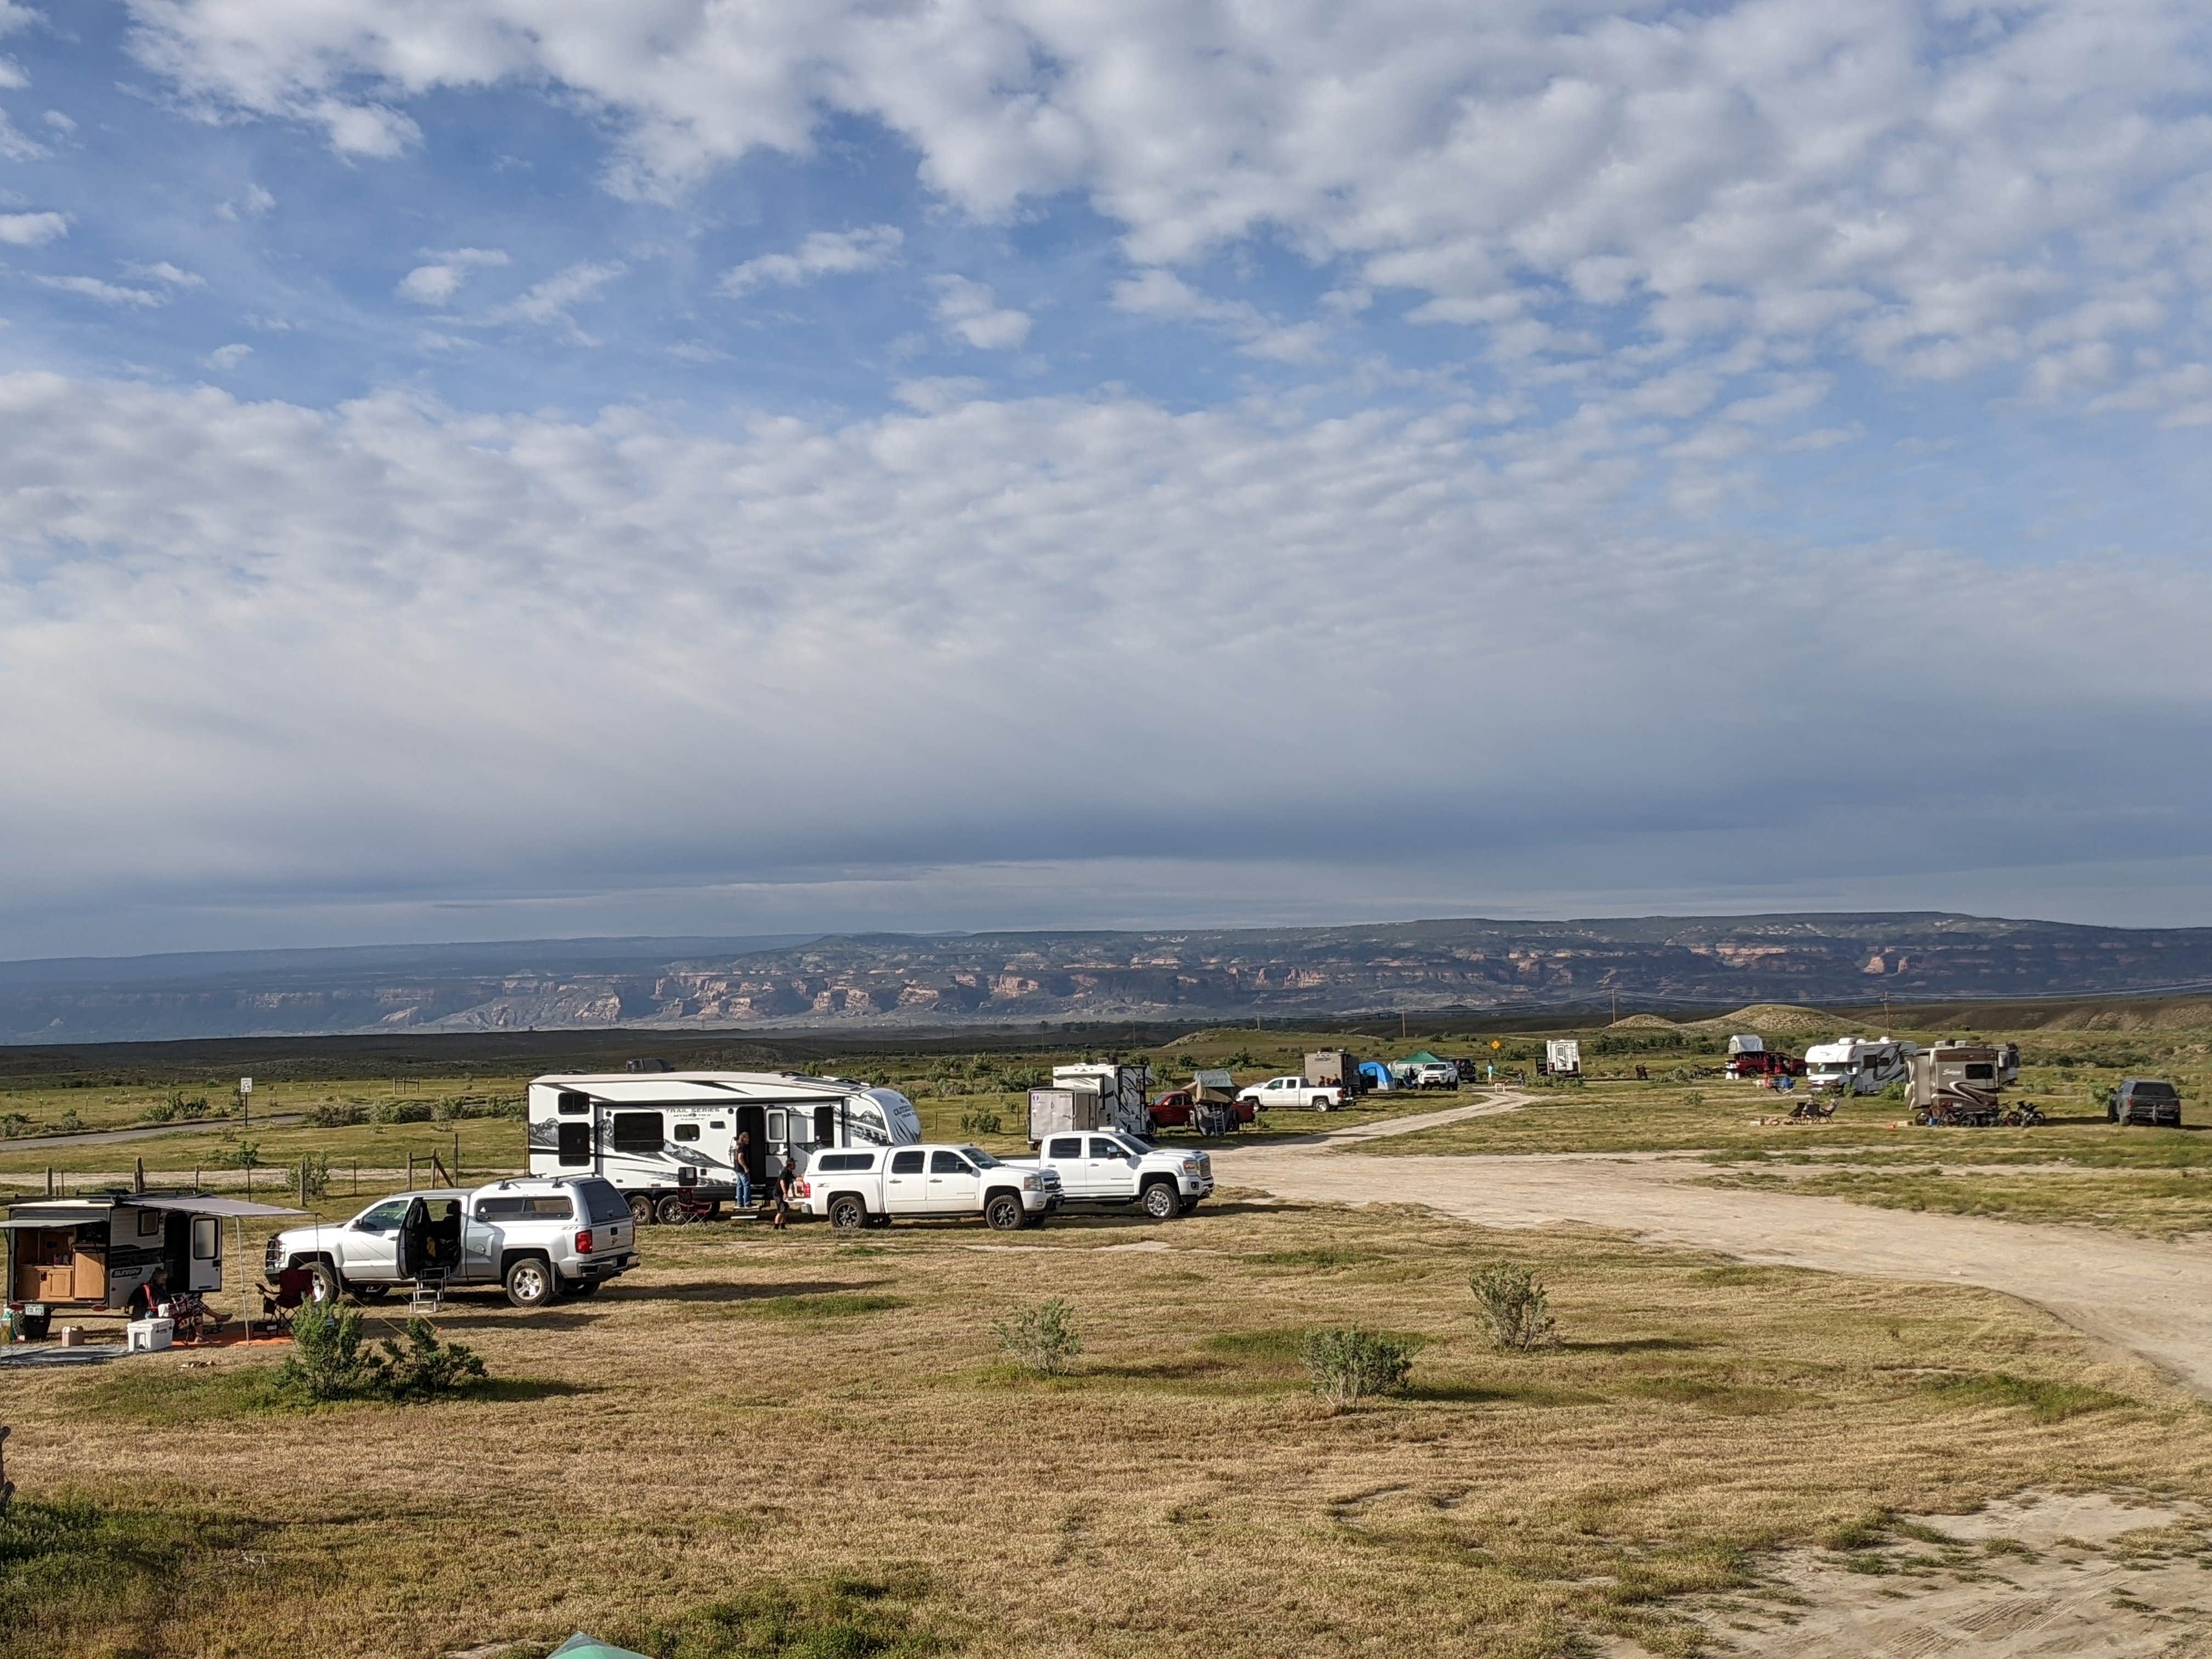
[1643,1492,2212,1657]
[1214,1097,2212,1395]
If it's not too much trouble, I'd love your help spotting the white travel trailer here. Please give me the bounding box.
[526,1072,922,1224]
[1051,1063,1153,1139]
[1544,1040,1582,1077]
[1803,1037,1919,1095]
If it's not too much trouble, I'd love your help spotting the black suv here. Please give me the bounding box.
[2110,1077,2182,1127]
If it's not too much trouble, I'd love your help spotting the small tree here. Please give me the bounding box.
[278,1302,486,1403]
[995,1299,1082,1375]
[1470,1261,1558,1351]
[379,1317,487,1400]
[1301,1327,1412,1409]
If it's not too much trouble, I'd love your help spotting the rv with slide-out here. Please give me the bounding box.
[1804,1037,1918,1094]
[526,1071,921,1225]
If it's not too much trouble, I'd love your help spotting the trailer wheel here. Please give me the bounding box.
[828,1195,868,1231]
[1141,1181,1180,1221]
[628,1193,654,1227]
[504,1255,556,1309]
[984,1194,1026,1231]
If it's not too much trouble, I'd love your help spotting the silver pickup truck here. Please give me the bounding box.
[266,1176,638,1308]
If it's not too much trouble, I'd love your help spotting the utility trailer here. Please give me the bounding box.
[1304,1051,1365,1096]
[1036,1063,1153,1141]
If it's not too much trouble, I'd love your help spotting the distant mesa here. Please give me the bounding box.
[7,913,2212,1045]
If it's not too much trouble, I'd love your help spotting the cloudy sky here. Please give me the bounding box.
[3,0,2211,958]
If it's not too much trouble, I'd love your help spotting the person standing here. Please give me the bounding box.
[732,1129,753,1212]
[772,1162,794,1232]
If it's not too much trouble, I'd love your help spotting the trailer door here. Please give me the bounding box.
[188,1214,222,1293]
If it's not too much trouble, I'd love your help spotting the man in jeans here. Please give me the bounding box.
[732,1130,753,1213]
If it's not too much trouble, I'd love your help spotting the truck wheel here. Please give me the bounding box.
[828,1195,867,1231]
[305,1259,342,1304]
[1314,1097,1333,1112]
[628,1193,654,1227]
[984,1194,1025,1231]
[1142,1182,1180,1221]
[504,1255,556,1309]
[562,1279,602,1298]
[352,1283,390,1301]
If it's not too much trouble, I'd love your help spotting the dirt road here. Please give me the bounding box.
[1217,1095,2212,1395]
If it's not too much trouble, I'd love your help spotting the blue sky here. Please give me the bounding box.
[2,0,2211,957]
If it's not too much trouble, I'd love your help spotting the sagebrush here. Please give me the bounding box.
[1301,1327,1412,1408]
[995,1299,1082,1375]
[278,1302,486,1403]
[1470,1261,1559,1350]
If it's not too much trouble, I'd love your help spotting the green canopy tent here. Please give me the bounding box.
[1402,1050,1450,1066]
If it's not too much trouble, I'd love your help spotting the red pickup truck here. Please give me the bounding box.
[1725,1049,1807,1079]
[1148,1090,1256,1132]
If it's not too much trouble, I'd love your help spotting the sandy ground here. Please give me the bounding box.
[1215,1096,2212,1396]
[1624,1492,2212,1657]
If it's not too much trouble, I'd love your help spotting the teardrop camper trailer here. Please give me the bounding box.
[4,1192,301,1313]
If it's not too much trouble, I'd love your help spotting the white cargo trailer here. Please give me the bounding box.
[1544,1040,1582,1077]
[1049,1063,1153,1139]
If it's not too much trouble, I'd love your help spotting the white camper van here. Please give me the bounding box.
[526,1071,922,1224]
[1803,1037,1918,1095]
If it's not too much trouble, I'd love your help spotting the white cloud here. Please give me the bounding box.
[0,106,43,161]
[1113,268,1329,363]
[3,368,2210,945]
[201,343,251,370]
[490,261,624,337]
[32,275,163,307]
[720,224,902,296]
[42,110,74,134]
[929,275,1029,349]
[120,0,2212,414]
[126,261,206,289]
[0,211,67,247]
[0,54,24,91]
[313,97,419,159]
[396,247,509,305]
[215,182,276,221]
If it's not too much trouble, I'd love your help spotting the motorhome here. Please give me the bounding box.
[1803,1037,1918,1094]
[1543,1040,1582,1077]
[1905,1042,2019,1123]
[526,1071,922,1224]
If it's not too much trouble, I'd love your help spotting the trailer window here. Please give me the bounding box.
[191,1216,219,1260]
[137,1210,162,1237]
[556,1091,590,1115]
[610,1112,664,1153]
[766,1110,787,1143]
[1963,1064,1995,1081]
[557,1121,591,1166]
[890,1150,925,1175]
[674,1122,701,1142]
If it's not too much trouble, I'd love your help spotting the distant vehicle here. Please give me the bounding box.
[1726,1048,1807,1080]
[1304,1051,1365,1094]
[1804,1037,1917,1094]
[1023,1132,1213,1218]
[1147,1089,1254,1133]
[1410,1062,1460,1090]
[266,1177,637,1308]
[1543,1040,1582,1078]
[2111,1078,2182,1127]
[1726,1034,1764,1056]
[1238,1075,1346,1111]
[802,1144,1060,1232]
[525,1071,921,1225]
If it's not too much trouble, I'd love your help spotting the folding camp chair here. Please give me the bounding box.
[258,1267,312,1335]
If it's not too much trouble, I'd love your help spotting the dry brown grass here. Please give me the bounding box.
[7,1195,2209,1659]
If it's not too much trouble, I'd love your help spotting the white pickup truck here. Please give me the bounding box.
[264,1176,639,1308]
[1026,1131,1211,1218]
[1237,1075,1346,1111]
[801,1143,1062,1232]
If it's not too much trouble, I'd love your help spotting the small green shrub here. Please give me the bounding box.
[995,1299,1082,1375]
[629,1572,942,1658]
[223,1141,262,1170]
[277,1302,486,1403]
[1300,1326,1412,1408]
[956,1108,1005,1135]
[54,1109,84,1134]
[369,1100,436,1125]
[1680,1090,1705,1107]
[306,1103,369,1128]
[1470,1261,1559,1351]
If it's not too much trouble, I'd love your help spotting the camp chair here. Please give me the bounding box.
[258,1267,312,1334]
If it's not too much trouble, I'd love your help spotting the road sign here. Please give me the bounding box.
[1490,1040,1501,1051]
[239,1077,253,1094]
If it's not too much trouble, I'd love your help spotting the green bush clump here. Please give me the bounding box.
[306,1103,370,1127]
[631,1572,941,1658]
[994,1299,1082,1375]
[956,1108,1004,1135]
[1300,1327,1413,1409]
[1470,1261,1559,1351]
[278,1301,486,1403]
[369,1100,436,1125]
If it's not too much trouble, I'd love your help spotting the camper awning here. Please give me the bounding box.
[129,1195,305,1218]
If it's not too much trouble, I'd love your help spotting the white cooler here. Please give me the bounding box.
[126,1317,174,1353]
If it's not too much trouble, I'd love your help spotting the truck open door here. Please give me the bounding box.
[394,1197,431,1280]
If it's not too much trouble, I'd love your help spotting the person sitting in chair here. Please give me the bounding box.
[124,1265,170,1321]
